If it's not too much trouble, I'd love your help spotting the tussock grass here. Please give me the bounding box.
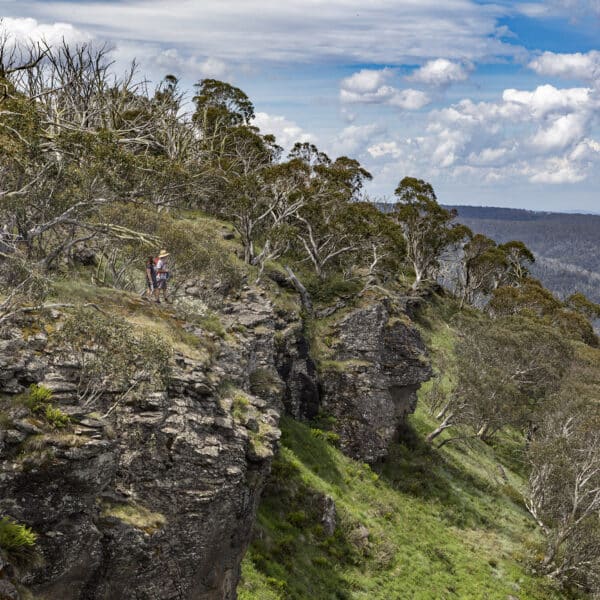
[101,501,166,535]
[0,517,37,563]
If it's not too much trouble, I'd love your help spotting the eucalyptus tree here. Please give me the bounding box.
[290,145,373,278]
[392,177,470,290]
[426,316,571,444]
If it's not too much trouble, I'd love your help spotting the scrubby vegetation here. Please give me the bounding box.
[1,32,599,599]
[17,384,70,429]
[0,517,37,564]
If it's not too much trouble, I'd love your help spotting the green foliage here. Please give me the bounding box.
[197,312,226,337]
[18,384,70,429]
[310,428,340,447]
[457,234,535,305]
[426,313,573,444]
[193,78,255,129]
[566,292,600,320]
[393,177,471,289]
[304,273,363,305]
[21,383,53,412]
[56,307,171,405]
[43,404,71,429]
[232,393,250,422]
[249,368,281,397]
[0,517,37,562]
[489,281,598,346]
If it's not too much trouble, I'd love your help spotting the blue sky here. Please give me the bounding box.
[1,0,600,212]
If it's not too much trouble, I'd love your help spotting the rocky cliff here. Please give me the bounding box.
[0,289,283,600]
[316,299,432,463]
[0,287,430,599]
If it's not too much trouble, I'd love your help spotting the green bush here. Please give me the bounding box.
[19,384,70,429]
[310,428,340,447]
[21,383,53,412]
[232,392,250,422]
[249,368,281,397]
[56,307,171,405]
[0,517,37,562]
[304,273,363,305]
[44,405,71,429]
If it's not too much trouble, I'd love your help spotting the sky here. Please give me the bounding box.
[1,1,600,212]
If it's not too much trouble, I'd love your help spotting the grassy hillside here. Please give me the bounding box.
[238,297,570,600]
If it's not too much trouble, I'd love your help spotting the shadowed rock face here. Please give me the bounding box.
[319,301,432,463]
[275,323,320,421]
[0,290,283,600]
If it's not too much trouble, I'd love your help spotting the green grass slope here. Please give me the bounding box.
[238,297,567,600]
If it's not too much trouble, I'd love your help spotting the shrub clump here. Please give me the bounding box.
[55,307,171,406]
[19,384,70,429]
[0,517,37,563]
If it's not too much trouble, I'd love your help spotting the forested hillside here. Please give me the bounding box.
[0,37,599,600]
[448,206,600,304]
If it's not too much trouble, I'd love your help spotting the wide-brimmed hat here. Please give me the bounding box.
[158,249,170,258]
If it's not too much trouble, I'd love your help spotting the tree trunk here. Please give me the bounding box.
[285,266,313,313]
[426,413,454,444]
[477,421,490,441]
[411,266,423,290]
[435,401,451,421]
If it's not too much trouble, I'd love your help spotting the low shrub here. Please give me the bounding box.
[18,384,70,429]
[0,517,37,562]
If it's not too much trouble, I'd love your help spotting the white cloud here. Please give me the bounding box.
[368,141,403,159]
[408,58,470,87]
[154,50,231,80]
[341,68,392,94]
[329,123,382,156]
[548,0,600,17]
[530,112,589,151]
[527,157,587,184]
[467,146,510,166]
[253,112,315,150]
[0,16,91,46]
[516,1,600,19]
[569,138,600,160]
[388,89,431,110]
[502,85,592,118]
[390,81,600,185]
[515,3,553,17]
[340,68,430,110]
[528,51,600,81]
[9,0,521,64]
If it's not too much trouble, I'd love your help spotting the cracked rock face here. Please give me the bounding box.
[319,301,432,463]
[0,289,283,600]
[275,323,320,421]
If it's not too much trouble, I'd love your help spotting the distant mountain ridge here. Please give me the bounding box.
[446,205,600,304]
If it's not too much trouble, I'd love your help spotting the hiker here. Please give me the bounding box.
[155,249,170,303]
[145,255,159,302]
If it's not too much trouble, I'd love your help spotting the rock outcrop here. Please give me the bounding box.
[318,299,432,463]
[0,285,432,598]
[274,322,320,421]
[0,289,283,600]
